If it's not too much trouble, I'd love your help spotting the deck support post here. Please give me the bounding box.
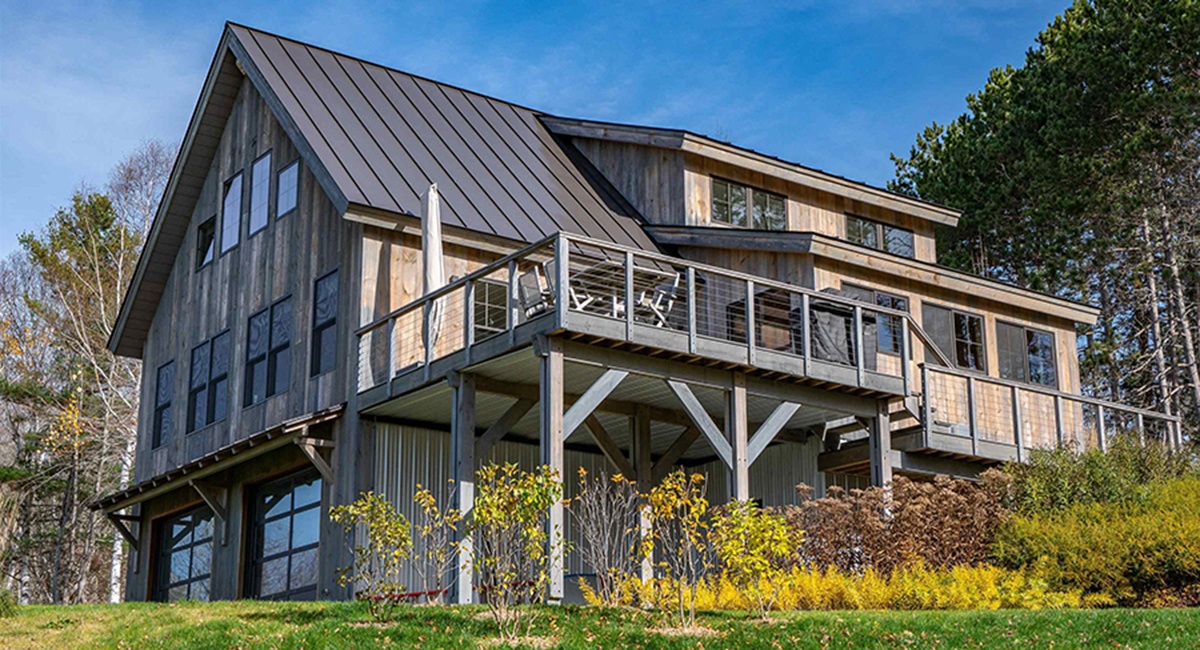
[538,337,565,604]
[869,400,892,489]
[727,372,750,503]
[450,371,476,604]
[633,405,654,582]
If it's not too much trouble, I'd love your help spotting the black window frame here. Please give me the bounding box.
[922,303,986,372]
[246,468,322,601]
[245,296,293,407]
[196,216,217,270]
[311,270,339,377]
[711,177,787,230]
[153,505,214,602]
[845,214,915,258]
[248,151,273,237]
[276,159,300,219]
[997,320,1058,388]
[187,331,231,434]
[842,283,909,355]
[220,172,243,255]
[152,361,175,449]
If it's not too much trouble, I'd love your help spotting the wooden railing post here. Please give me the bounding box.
[801,293,812,378]
[422,300,433,382]
[387,317,397,382]
[1011,384,1023,462]
[920,364,932,448]
[900,316,911,395]
[556,235,570,329]
[507,259,519,347]
[624,250,635,338]
[1097,405,1107,451]
[463,280,475,365]
[853,305,865,386]
[686,267,697,354]
[1054,395,1064,446]
[966,375,978,455]
[745,280,756,365]
[1136,412,1145,446]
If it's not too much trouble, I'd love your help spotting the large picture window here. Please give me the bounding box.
[221,173,242,253]
[187,332,230,433]
[154,506,213,602]
[248,470,321,600]
[311,271,338,376]
[845,214,914,258]
[922,304,985,372]
[842,284,909,355]
[248,152,272,236]
[997,322,1058,388]
[245,297,293,406]
[152,361,174,448]
[712,178,786,230]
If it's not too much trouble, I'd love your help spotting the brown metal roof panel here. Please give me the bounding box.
[396,75,552,240]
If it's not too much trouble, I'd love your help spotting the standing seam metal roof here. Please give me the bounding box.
[228,23,656,250]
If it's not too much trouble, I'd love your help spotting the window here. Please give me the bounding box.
[248,152,272,235]
[997,322,1058,388]
[187,332,230,433]
[196,217,216,269]
[473,280,509,339]
[152,361,174,448]
[846,214,915,258]
[154,506,213,602]
[725,287,797,352]
[248,470,321,600]
[843,284,909,354]
[221,173,242,253]
[712,178,786,230]
[311,271,338,376]
[277,160,299,218]
[245,298,292,407]
[922,304,985,372]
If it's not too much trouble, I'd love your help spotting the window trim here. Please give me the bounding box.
[710,177,787,230]
[186,330,231,434]
[245,295,294,408]
[311,269,339,378]
[844,213,915,258]
[996,319,1059,389]
[922,301,987,373]
[247,151,273,237]
[152,361,175,449]
[276,159,301,219]
[220,172,243,256]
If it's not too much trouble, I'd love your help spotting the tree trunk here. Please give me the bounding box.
[1141,215,1175,419]
[108,432,136,603]
[50,461,77,605]
[1160,208,1200,418]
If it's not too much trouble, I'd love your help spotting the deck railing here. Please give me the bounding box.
[355,232,951,395]
[921,364,1183,456]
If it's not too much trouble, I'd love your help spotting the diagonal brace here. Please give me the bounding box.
[747,402,801,466]
[583,414,635,478]
[476,398,536,458]
[667,379,732,468]
[563,369,629,441]
[652,426,701,484]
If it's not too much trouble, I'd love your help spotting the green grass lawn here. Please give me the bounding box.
[2,601,1198,649]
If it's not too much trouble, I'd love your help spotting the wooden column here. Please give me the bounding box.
[632,406,653,582]
[450,372,476,604]
[869,399,893,488]
[727,372,750,503]
[538,337,565,604]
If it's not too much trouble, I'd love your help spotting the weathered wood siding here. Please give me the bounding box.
[135,75,357,482]
[569,139,687,226]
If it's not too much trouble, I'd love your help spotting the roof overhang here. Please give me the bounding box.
[90,405,343,514]
[541,117,962,227]
[644,225,1099,325]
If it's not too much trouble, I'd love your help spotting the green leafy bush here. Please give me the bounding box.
[1001,434,1194,514]
[0,589,16,618]
[329,491,413,622]
[992,476,1200,606]
[711,500,800,618]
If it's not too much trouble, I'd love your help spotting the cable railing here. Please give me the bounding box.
[920,364,1184,457]
[356,232,953,396]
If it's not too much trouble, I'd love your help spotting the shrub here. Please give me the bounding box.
[329,491,414,622]
[0,589,15,618]
[411,482,463,603]
[1001,433,1195,514]
[710,500,800,618]
[648,470,711,629]
[991,476,1200,605]
[779,475,1007,575]
[471,462,563,640]
[571,468,644,607]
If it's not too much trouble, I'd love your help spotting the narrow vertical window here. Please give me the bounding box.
[269,297,292,395]
[187,332,230,432]
[221,173,242,253]
[311,271,338,376]
[998,322,1057,387]
[196,217,216,270]
[248,152,272,235]
[153,361,174,448]
[276,160,299,218]
[188,342,210,433]
[953,312,985,372]
[245,310,269,407]
[246,298,292,407]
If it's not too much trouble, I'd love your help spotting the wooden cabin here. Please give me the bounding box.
[96,23,1180,605]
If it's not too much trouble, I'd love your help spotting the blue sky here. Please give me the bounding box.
[0,0,1064,257]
